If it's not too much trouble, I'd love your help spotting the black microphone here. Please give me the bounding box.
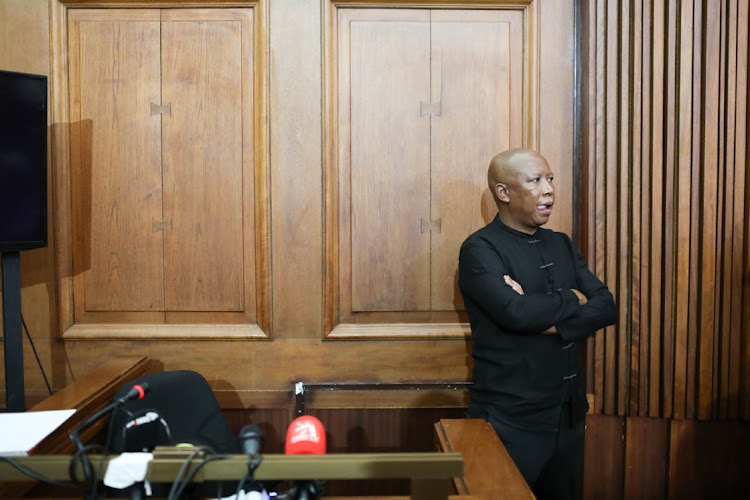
[234,425,267,499]
[239,424,264,456]
[116,382,149,405]
[69,382,152,500]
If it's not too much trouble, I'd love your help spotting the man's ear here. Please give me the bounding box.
[495,183,510,203]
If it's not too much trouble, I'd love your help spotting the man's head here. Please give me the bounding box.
[487,148,555,234]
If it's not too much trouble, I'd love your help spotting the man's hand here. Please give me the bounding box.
[571,289,588,306]
[503,275,524,295]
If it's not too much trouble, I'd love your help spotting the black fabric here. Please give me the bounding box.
[458,215,617,430]
[468,402,584,500]
[108,370,239,454]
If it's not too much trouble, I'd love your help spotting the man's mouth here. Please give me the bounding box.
[537,202,553,214]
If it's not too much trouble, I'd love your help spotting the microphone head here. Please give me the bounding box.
[117,381,150,404]
[285,415,326,455]
[132,382,149,399]
[239,424,264,456]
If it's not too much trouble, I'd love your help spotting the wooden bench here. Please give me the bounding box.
[435,419,535,500]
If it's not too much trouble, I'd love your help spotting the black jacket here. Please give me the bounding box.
[458,215,617,430]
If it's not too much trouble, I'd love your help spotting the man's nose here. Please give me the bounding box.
[542,179,554,195]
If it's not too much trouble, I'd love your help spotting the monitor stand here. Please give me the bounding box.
[2,251,25,412]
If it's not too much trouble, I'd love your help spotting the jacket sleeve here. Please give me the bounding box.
[554,236,618,341]
[458,239,582,334]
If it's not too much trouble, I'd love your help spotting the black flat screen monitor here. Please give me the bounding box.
[0,69,48,251]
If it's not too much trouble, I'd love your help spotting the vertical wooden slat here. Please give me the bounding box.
[583,0,598,403]
[593,0,607,416]
[724,0,744,420]
[698,0,721,420]
[662,0,678,419]
[719,0,737,418]
[582,0,749,422]
[686,0,703,420]
[673,0,695,420]
[617,0,631,416]
[628,0,643,416]
[639,0,653,417]
[604,0,619,416]
[649,0,665,418]
[733,0,749,420]
[712,2,733,418]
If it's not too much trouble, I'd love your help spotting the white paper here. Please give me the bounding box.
[0,409,77,456]
[103,452,153,489]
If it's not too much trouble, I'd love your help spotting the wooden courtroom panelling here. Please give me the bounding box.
[346,8,432,313]
[324,0,575,338]
[623,417,668,500]
[581,0,750,420]
[160,9,250,314]
[668,419,750,498]
[68,9,164,312]
[582,415,624,500]
[335,7,524,316]
[2,0,749,497]
[54,1,270,338]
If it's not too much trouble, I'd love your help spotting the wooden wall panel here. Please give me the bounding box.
[582,0,750,420]
[1,1,749,496]
[323,0,575,339]
[161,10,249,313]
[268,0,321,339]
[348,10,432,312]
[623,417,668,499]
[70,11,164,312]
[582,415,624,500]
[668,419,750,499]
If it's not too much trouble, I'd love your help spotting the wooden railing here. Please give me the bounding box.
[1,448,468,500]
[435,419,534,499]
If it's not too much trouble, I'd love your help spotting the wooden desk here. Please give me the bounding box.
[29,355,161,455]
[435,419,534,500]
[1,451,467,500]
[0,355,160,498]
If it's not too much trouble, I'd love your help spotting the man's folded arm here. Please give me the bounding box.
[554,242,618,341]
[459,242,581,333]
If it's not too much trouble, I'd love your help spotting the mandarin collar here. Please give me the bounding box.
[493,214,543,240]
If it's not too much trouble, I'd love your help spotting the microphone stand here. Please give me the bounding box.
[69,384,148,500]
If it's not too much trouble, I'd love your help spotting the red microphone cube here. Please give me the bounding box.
[285,415,326,455]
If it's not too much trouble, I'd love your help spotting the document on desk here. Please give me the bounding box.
[0,409,77,456]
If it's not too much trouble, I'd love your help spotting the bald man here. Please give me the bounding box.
[458,148,617,500]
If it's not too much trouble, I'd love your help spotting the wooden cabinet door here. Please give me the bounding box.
[429,10,524,311]
[69,10,164,313]
[160,9,250,313]
[68,8,259,332]
[332,7,526,331]
[346,10,432,312]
